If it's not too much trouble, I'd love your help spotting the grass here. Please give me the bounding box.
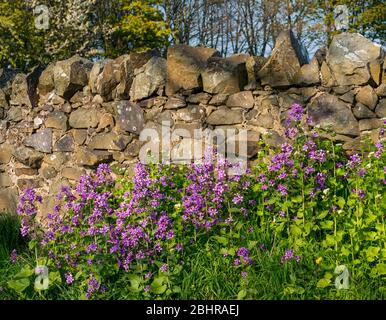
[0,214,384,300]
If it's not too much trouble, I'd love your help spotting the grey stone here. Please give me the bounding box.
[375,99,386,117]
[130,57,166,101]
[353,103,376,119]
[202,54,249,94]
[53,55,93,100]
[308,93,359,136]
[115,101,145,134]
[23,129,53,153]
[13,147,44,168]
[164,96,186,109]
[54,134,75,152]
[325,33,384,86]
[186,92,212,104]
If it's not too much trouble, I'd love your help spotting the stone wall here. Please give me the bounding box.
[0,30,385,215]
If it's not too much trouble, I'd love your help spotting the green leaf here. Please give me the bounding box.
[337,197,345,209]
[317,278,331,288]
[8,278,30,293]
[366,246,380,262]
[320,220,334,230]
[49,271,62,285]
[28,239,38,251]
[214,236,228,245]
[375,263,386,276]
[291,195,303,203]
[14,266,34,279]
[151,284,167,295]
[237,289,247,300]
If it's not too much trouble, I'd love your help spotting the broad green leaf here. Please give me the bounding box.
[8,278,30,293]
[237,289,247,300]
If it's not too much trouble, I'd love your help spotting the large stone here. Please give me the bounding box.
[130,57,166,101]
[355,85,378,110]
[115,101,145,134]
[325,33,384,86]
[209,94,229,106]
[375,84,386,97]
[164,96,186,109]
[202,54,249,94]
[45,110,68,131]
[88,131,132,151]
[308,93,359,136]
[245,56,268,87]
[69,107,101,128]
[353,103,376,119]
[43,152,69,170]
[0,89,7,109]
[92,52,154,101]
[0,188,18,213]
[166,45,220,95]
[0,143,13,164]
[53,55,93,100]
[375,99,386,117]
[54,134,74,152]
[258,30,309,87]
[359,119,384,131]
[11,66,44,108]
[13,147,44,168]
[176,105,205,122]
[294,57,320,85]
[206,107,244,125]
[227,91,254,109]
[23,129,53,153]
[75,148,113,166]
[14,167,38,176]
[38,63,55,96]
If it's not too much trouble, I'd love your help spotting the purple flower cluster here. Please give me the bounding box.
[17,189,42,237]
[280,249,301,263]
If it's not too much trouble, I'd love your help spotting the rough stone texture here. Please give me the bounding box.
[166,45,220,95]
[375,99,386,117]
[258,30,309,87]
[227,91,254,109]
[53,55,93,100]
[355,85,378,110]
[130,57,166,101]
[207,107,244,125]
[69,107,101,128]
[308,93,359,136]
[353,103,376,119]
[0,143,13,164]
[115,101,145,134]
[13,147,44,168]
[0,188,18,213]
[0,32,385,214]
[202,54,249,94]
[45,111,68,131]
[23,129,53,153]
[88,131,132,151]
[11,66,44,108]
[324,33,385,86]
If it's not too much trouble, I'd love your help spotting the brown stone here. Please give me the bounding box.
[45,111,68,131]
[227,91,254,109]
[0,188,18,213]
[75,148,113,166]
[61,167,85,181]
[14,167,38,176]
[72,129,88,145]
[41,166,57,179]
[0,172,12,187]
[166,45,220,95]
[69,107,101,128]
[164,96,186,109]
[353,103,376,119]
[88,131,132,151]
[355,85,378,110]
[206,107,244,125]
[0,143,13,164]
[17,178,42,190]
[13,147,44,168]
[54,134,75,152]
[359,119,384,131]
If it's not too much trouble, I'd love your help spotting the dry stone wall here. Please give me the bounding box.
[0,30,385,215]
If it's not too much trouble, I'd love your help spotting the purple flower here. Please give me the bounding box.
[288,103,304,122]
[10,249,17,264]
[65,272,74,285]
[232,194,244,205]
[241,271,248,278]
[176,243,184,251]
[277,184,288,196]
[144,285,151,293]
[347,154,362,170]
[281,249,294,263]
[160,264,168,273]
